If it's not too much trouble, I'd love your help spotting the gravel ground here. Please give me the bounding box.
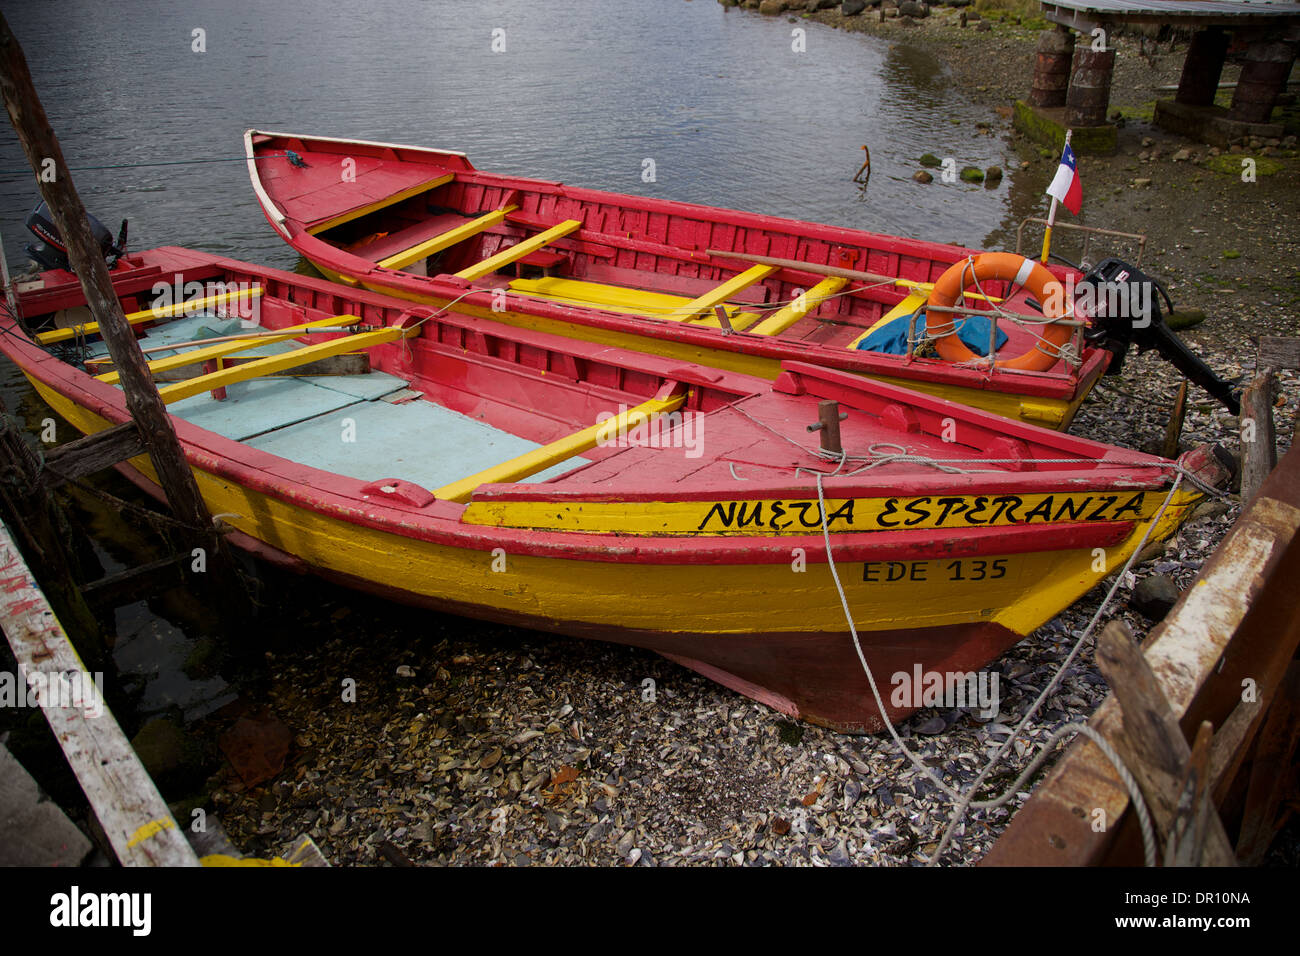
[210,9,1299,867]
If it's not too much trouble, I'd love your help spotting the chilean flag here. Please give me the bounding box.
[1046,142,1082,215]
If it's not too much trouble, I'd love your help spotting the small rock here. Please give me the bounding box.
[918,152,941,168]
[842,0,867,13]
[758,0,786,13]
[1130,573,1180,620]
[1132,178,1152,188]
[1171,148,1190,162]
[913,169,933,183]
[1141,137,1153,148]
[395,664,415,678]
[959,166,984,183]
[914,715,947,735]
[898,0,927,16]
[975,19,990,30]
[983,165,1003,184]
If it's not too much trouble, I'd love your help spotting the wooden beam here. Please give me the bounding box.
[36,288,264,344]
[1162,379,1189,459]
[1257,336,1300,371]
[1240,371,1277,505]
[0,519,199,866]
[95,314,362,384]
[1095,620,1236,866]
[674,264,779,322]
[434,385,686,503]
[454,219,582,281]
[1234,662,1300,864]
[750,276,849,336]
[156,326,409,404]
[43,420,144,487]
[0,10,247,616]
[377,206,517,271]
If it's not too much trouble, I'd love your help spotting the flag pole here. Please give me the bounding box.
[1040,128,1072,264]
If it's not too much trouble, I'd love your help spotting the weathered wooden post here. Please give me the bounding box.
[0,11,248,616]
[1067,43,1117,127]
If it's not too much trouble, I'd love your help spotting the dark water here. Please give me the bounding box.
[0,1,1047,774]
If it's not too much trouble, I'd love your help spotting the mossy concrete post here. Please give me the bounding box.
[1229,38,1298,124]
[1029,26,1074,109]
[1175,28,1229,108]
[1066,45,1116,128]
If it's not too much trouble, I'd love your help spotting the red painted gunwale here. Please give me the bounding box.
[246,131,1110,404]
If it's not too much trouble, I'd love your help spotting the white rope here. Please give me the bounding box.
[812,466,1180,866]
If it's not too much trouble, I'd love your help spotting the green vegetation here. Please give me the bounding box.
[1222,250,1241,260]
[1204,153,1283,177]
[960,166,985,183]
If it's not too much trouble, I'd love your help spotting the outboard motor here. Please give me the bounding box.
[1078,257,1240,415]
[24,201,127,272]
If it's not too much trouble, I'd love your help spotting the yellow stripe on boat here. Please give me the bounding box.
[434,388,687,503]
[157,326,412,404]
[378,206,519,271]
[96,315,362,384]
[36,288,265,345]
[750,276,849,336]
[462,488,1191,536]
[19,378,1193,641]
[305,173,455,235]
[848,290,929,350]
[454,220,582,281]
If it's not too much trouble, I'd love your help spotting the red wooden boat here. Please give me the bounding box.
[0,246,1227,732]
[245,130,1117,431]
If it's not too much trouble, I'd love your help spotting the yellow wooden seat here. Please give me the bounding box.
[434,386,686,503]
[36,288,265,345]
[846,290,929,350]
[749,276,848,336]
[671,264,779,323]
[454,220,582,281]
[377,206,518,271]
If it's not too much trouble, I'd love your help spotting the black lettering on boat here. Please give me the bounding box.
[878,498,902,528]
[965,496,990,525]
[792,500,819,528]
[736,501,765,528]
[1022,495,1056,523]
[1112,492,1145,519]
[827,500,855,528]
[1087,495,1119,521]
[1053,496,1089,521]
[698,501,737,531]
[769,500,791,531]
[903,497,932,527]
[988,495,1023,524]
[934,496,968,524]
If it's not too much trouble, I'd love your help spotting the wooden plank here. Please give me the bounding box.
[1162,379,1189,459]
[982,446,1300,866]
[43,420,144,486]
[434,385,686,503]
[152,352,371,383]
[750,276,849,336]
[454,219,582,281]
[1240,371,1277,505]
[157,326,410,404]
[1258,336,1300,371]
[673,264,779,322]
[1095,620,1236,865]
[96,314,361,385]
[1234,662,1300,864]
[1166,721,1215,866]
[377,206,517,271]
[0,519,199,866]
[36,288,265,344]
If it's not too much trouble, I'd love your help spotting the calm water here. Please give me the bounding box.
[0,0,1043,725]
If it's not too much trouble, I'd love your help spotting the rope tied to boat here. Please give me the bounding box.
[811,466,1175,866]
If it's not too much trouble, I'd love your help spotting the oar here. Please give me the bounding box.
[703,249,1004,304]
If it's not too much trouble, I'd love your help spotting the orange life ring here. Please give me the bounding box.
[925,253,1072,372]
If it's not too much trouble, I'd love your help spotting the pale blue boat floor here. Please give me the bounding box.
[96,313,578,490]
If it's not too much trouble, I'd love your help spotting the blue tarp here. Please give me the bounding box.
[855,311,1008,356]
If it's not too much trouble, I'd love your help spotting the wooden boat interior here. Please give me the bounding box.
[252,134,1072,371]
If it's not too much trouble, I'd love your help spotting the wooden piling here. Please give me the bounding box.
[0,11,248,617]
[1175,29,1229,108]
[1239,371,1277,506]
[1162,379,1188,460]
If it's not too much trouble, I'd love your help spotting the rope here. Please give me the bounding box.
[812,461,1182,867]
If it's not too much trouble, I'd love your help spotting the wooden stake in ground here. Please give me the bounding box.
[0,12,247,614]
[1239,371,1277,506]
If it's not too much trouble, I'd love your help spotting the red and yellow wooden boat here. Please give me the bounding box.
[244,130,1112,431]
[1,247,1225,732]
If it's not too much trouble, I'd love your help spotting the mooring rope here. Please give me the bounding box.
[811,457,1181,866]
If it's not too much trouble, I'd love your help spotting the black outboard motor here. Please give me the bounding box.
[1078,257,1241,415]
[25,201,127,272]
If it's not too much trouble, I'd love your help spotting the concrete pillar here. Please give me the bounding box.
[1229,39,1298,123]
[1029,27,1075,108]
[1067,46,1116,127]
[1175,28,1229,107]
